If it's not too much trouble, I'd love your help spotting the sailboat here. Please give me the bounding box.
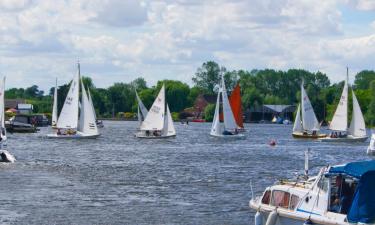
[87,88,103,128]
[135,89,148,126]
[292,82,326,138]
[367,132,375,155]
[210,75,244,137]
[320,69,368,142]
[47,63,100,139]
[229,83,245,132]
[51,78,58,129]
[135,84,176,138]
[0,77,16,163]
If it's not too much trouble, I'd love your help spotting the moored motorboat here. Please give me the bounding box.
[250,159,375,225]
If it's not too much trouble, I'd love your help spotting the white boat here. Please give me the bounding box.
[249,158,375,225]
[51,78,58,129]
[135,89,148,126]
[320,69,367,142]
[47,63,100,139]
[367,133,375,155]
[135,85,176,139]
[0,77,15,163]
[210,74,244,138]
[293,82,326,139]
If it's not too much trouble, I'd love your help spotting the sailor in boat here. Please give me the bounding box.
[330,175,354,214]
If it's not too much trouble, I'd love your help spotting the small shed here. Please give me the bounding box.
[17,103,33,114]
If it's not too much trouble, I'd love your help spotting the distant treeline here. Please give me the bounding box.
[5,61,375,126]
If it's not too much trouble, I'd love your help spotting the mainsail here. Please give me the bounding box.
[140,85,165,131]
[0,77,7,142]
[57,65,80,129]
[348,90,366,137]
[293,104,303,133]
[221,76,237,131]
[301,83,320,131]
[52,78,58,126]
[329,79,348,131]
[229,84,244,128]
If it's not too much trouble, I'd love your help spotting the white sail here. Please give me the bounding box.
[57,65,80,129]
[329,80,348,131]
[301,84,320,131]
[52,78,58,126]
[163,104,176,136]
[221,76,237,130]
[293,104,303,133]
[78,78,98,135]
[0,77,6,142]
[87,88,97,121]
[348,90,366,137]
[140,85,165,131]
[136,90,148,120]
[210,89,222,136]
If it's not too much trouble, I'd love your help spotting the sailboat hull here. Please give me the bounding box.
[319,135,368,142]
[46,132,100,139]
[135,132,176,139]
[292,132,327,139]
[210,133,245,138]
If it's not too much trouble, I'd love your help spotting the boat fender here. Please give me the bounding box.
[265,210,277,225]
[255,211,262,225]
[303,218,314,225]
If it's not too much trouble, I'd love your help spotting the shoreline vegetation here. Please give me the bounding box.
[4,61,375,127]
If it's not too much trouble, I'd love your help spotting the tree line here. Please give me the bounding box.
[5,61,375,126]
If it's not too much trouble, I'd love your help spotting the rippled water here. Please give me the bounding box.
[0,121,372,225]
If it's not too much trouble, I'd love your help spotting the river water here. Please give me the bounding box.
[0,121,372,225]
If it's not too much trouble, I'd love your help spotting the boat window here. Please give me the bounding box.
[14,116,28,124]
[271,190,290,208]
[318,176,329,192]
[289,195,300,210]
[261,190,271,205]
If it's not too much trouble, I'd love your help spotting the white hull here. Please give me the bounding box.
[46,132,100,139]
[367,147,375,155]
[319,135,368,142]
[250,201,349,225]
[0,150,16,163]
[135,132,176,139]
[210,133,245,138]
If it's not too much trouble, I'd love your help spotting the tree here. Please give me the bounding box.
[354,70,375,90]
[131,77,147,90]
[24,85,43,98]
[156,80,190,112]
[192,61,226,94]
[204,104,215,122]
[366,80,375,126]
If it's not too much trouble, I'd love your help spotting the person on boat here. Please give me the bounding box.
[57,128,62,135]
[222,130,233,135]
[145,130,150,136]
[312,130,317,136]
[331,175,354,214]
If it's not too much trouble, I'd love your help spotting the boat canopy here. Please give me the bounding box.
[328,160,375,178]
[347,171,375,223]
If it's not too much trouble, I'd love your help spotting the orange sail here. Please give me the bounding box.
[229,84,244,128]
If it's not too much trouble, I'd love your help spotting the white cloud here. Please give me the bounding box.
[0,0,373,92]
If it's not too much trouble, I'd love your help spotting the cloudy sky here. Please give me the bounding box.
[1,0,375,91]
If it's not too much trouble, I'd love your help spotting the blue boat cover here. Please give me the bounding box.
[347,171,375,223]
[328,160,375,178]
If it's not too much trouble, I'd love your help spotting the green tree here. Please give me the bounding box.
[204,103,215,122]
[192,61,226,94]
[366,80,375,126]
[156,80,190,112]
[354,70,375,90]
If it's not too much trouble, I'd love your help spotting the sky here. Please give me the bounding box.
[0,0,375,92]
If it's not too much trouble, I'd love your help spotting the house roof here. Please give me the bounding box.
[5,99,26,109]
[201,94,217,104]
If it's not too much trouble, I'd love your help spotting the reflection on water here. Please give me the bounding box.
[0,121,371,224]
